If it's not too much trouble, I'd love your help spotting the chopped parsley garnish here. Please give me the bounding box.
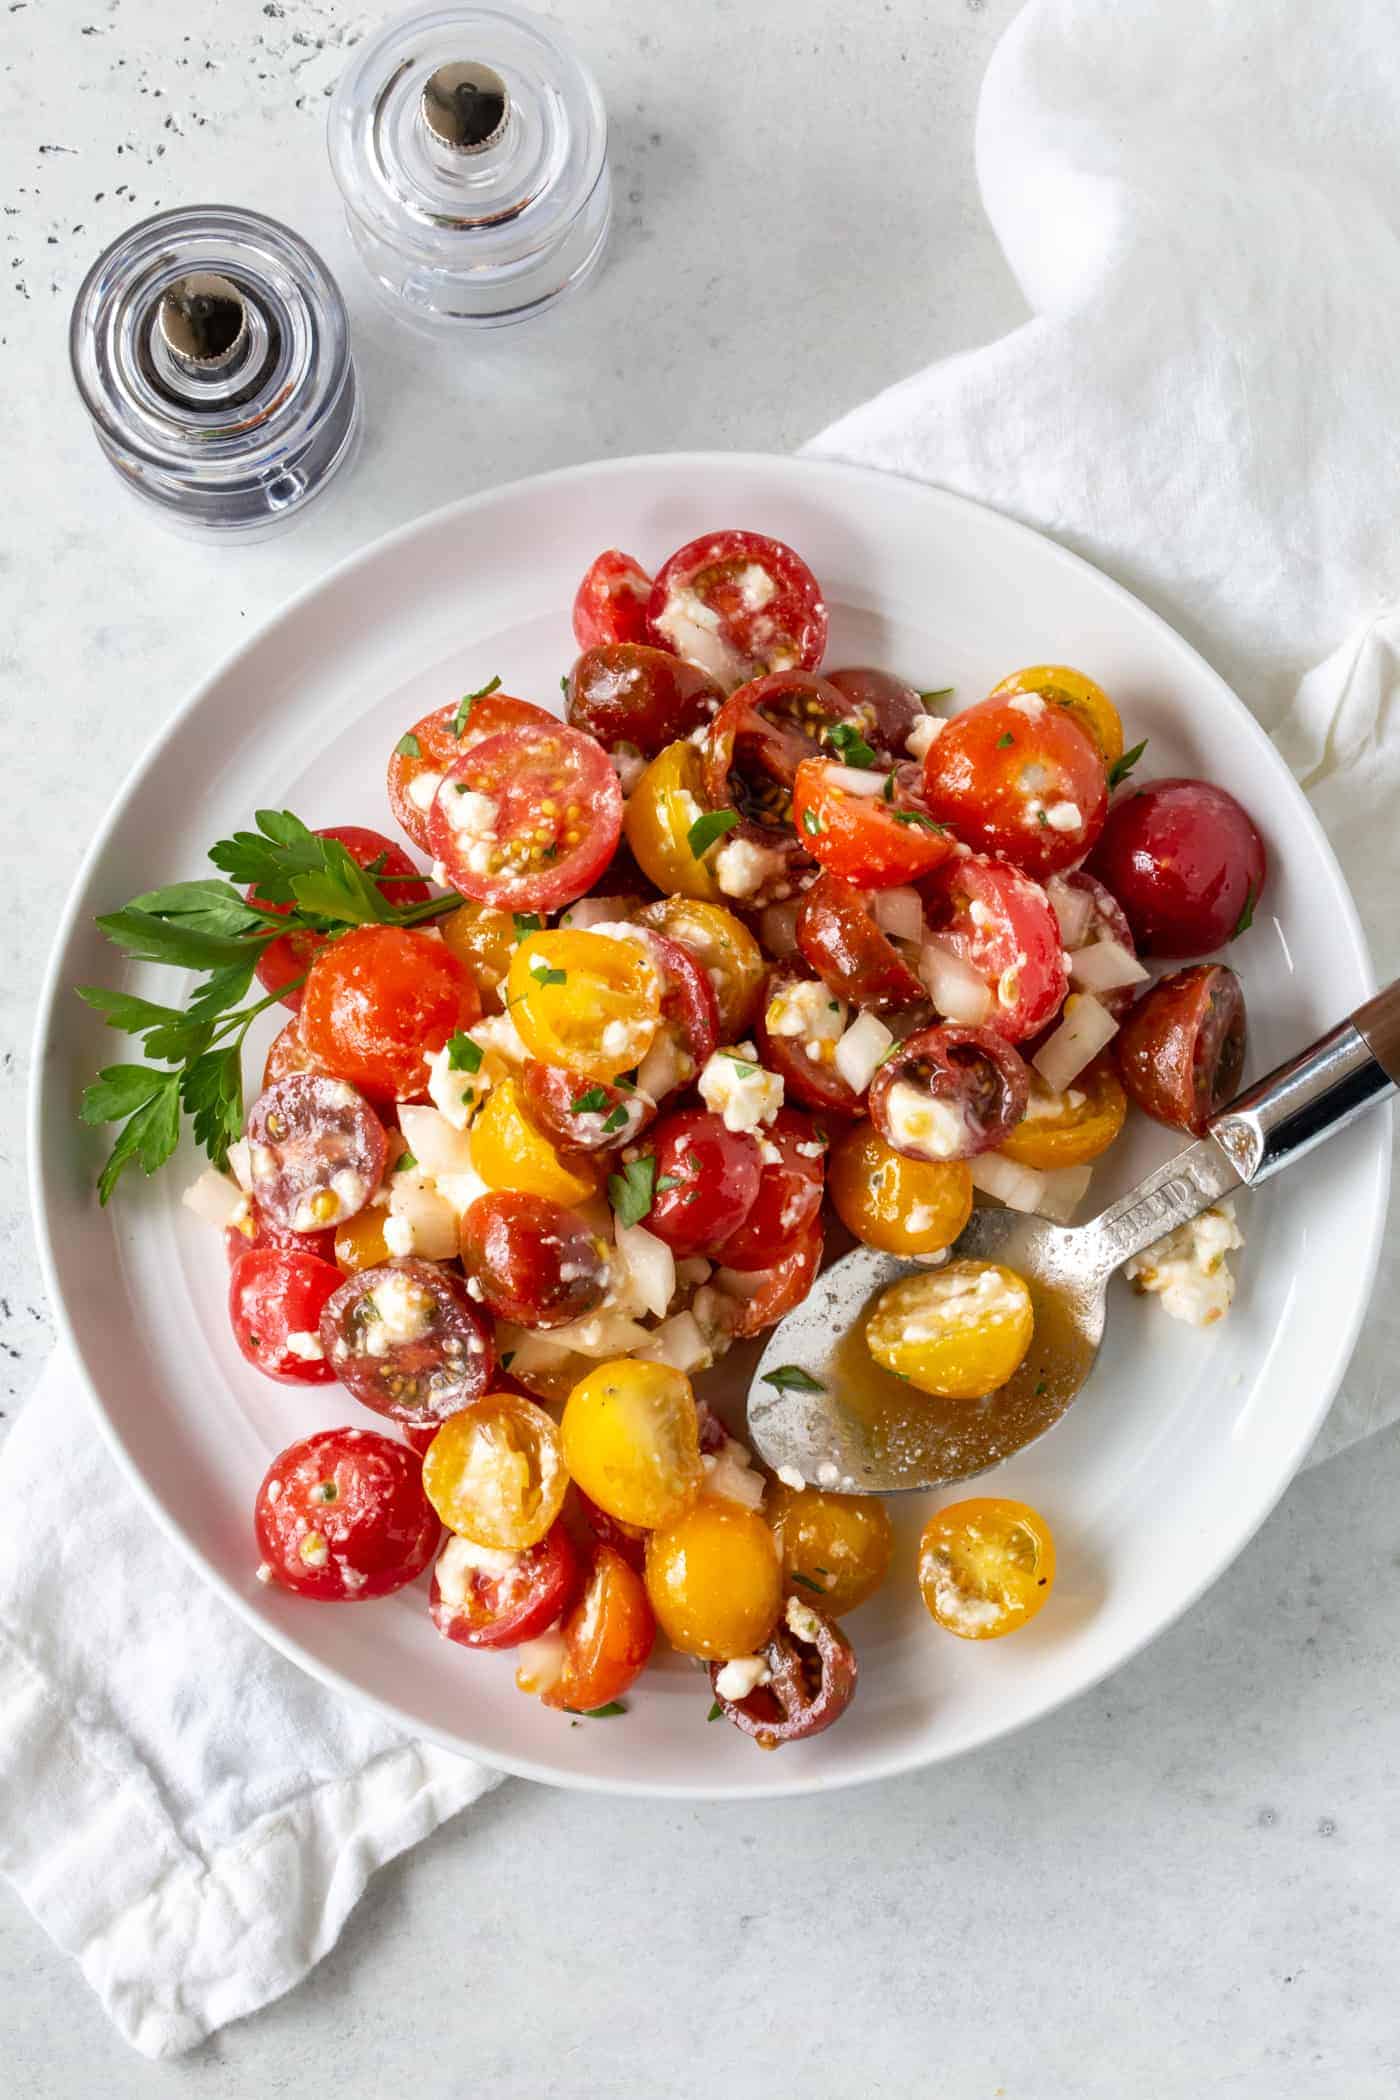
[919,687,954,707]
[823,721,878,769]
[882,770,896,803]
[578,1702,626,1719]
[790,1571,826,1594]
[760,1364,825,1394]
[394,732,421,758]
[451,674,501,738]
[707,1699,724,1722]
[654,1172,683,1193]
[801,806,825,837]
[512,911,542,938]
[686,807,740,859]
[571,1086,609,1114]
[559,674,569,695]
[607,1156,657,1228]
[601,1104,630,1134]
[722,1051,757,1077]
[531,964,568,987]
[500,1350,516,1369]
[1232,884,1256,938]
[395,1149,418,1174]
[1107,738,1148,791]
[892,810,948,832]
[996,731,1015,749]
[448,1032,484,1073]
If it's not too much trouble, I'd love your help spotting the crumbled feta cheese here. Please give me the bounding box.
[361,1270,436,1354]
[470,1011,529,1066]
[697,1044,784,1133]
[284,1329,325,1362]
[736,563,777,612]
[905,713,943,761]
[255,1561,274,1585]
[714,835,786,899]
[1124,1202,1244,1327]
[651,583,744,687]
[700,1436,766,1512]
[714,1654,772,1701]
[609,746,647,796]
[406,768,445,812]
[1007,693,1047,721]
[443,786,498,837]
[382,1212,415,1257]
[765,978,847,1059]
[882,1079,968,1158]
[776,1464,806,1491]
[1042,800,1082,833]
[436,1534,519,1607]
[900,1264,1028,1339]
[425,1042,490,1131]
[785,1596,823,1643]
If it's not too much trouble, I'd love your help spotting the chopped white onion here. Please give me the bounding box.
[759,901,801,959]
[613,1218,676,1321]
[1037,1163,1094,1223]
[545,1308,653,1359]
[969,1153,1048,1212]
[556,894,637,932]
[633,1310,711,1375]
[833,1010,894,1094]
[182,1168,246,1229]
[699,1435,766,1510]
[819,762,888,798]
[1045,875,1094,950]
[711,1265,772,1302]
[871,886,925,943]
[918,937,994,1024]
[226,1138,254,1192]
[636,1027,685,1102]
[1032,994,1120,1094]
[397,1103,475,1179]
[385,1172,460,1261]
[495,1323,575,1376]
[1069,937,1149,995]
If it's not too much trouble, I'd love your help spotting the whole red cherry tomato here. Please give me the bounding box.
[429,1521,579,1650]
[1089,778,1267,957]
[254,1427,440,1601]
[387,688,558,853]
[299,925,479,1103]
[428,721,623,915]
[1116,963,1247,1134]
[573,549,654,651]
[228,1246,341,1382]
[648,530,828,691]
[712,1109,825,1272]
[644,1107,763,1256]
[460,1191,610,1329]
[566,643,722,757]
[921,694,1108,876]
[249,826,429,1010]
[540,1542,656,1712]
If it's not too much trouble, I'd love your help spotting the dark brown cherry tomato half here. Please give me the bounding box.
[243,1074,388,1236]
[300,925,480,1105]
[1088,778,1267,958]
[572,548,654,652]
[712,1109,826,1272]
[1116,963,1247,1135]
[755,963,863,1119]
[229,1246,342,1382]
[921,694,1108,877]
[647,927,721,1076]
[540,1542,657,1713]
[824,666,925,765]
[566,643,722,758]
[519,1061,656,1155]
[796,871,927,1014]
[708,1222,825,1339]
[429,1520,579,1649]
[1049,870,1140,1019]
[573,1488,648,1573]
[791,757,957,891]
[703,668,849,815]
[644,1107,763,1256]
[249,826,429,1012]
[387,689,559,853]
[710,1599,857,1749]
[428,721,623,915]
[647,529,828,692]
[924,855,1068,1044]
[320,1259,496,1427]
[255,1427,441,1601]
[869,1024,1030,1162]
[460,1190,609,1330]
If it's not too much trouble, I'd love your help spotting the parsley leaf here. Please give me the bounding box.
[654,1173,683,1193]
[394,732,421,758]
[882,770,896,803]
[760,1364,825,1394]
[1108,738,1148,791]
[601,1104,630,1134]
[607,1156,657,1228]
[823,721,878,769]
[919,687,954,707]
[706,1700,724,1722]
[892,810,948,832]
[790,1571,826,1594]
[722,1051,757,1077]
[512,911,542,938]
[996,731,1015,749]
[578,1702,626,1719]
[571,1086,609,1114]
[1232,884,1257,938]
[686,807,740,859]
[801,806,824,837]
[81,1067,182,1205]
[532,966,567,988]
[396,1149,419,1174]
[448,1033,483,1073]
[451,675,501,738]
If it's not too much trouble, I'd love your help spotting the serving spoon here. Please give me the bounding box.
[746,982,1400,1495]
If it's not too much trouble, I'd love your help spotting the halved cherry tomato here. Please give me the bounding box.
[827,1120,972,1255]
[1000,1057,1128,1168]
[1089,778,1266,958]
[429,1522,579,1650]
[562,1358,704,1530]
[333,1205,392,1273]
[644,1107,763,1256]
[244,1074,388,1234]
[825,665,924,765]
[261,1015,327,1091]
[646,928,720,1080]
[460,1191,609,1329]
[299,925,480,1103]
[704,1222,824,1340]
[224,1200,335,1270]
[990,665,1125,769]
[320,1259,495,1426]
[634,897,766,1039]
[924,856,1068,1043]
[507,927,662,1080]
[428,722,623,914]
[254,1427,440,1601]
[791,757,957,890]
[866,1262,1034,1399]
[701,673,849,887]
[438,898,518,1014]
[645,1500,783,1659]
[868,1024,1030,1162]
[623,739,726,902]
[796,871,927,1014]
[423,1392,567,1551]
[647,530,828,691]
[712,1108,825,1271]
[387,689,558,852]
[1116,963,1247,1135]
[518,1062,655,1155]
[768,1485,894,1617]
[539,1543,656,1712]
[470,1077,602,1206]
[573,549,653,651]
[566,643,721,756]
[710,1597,858,1749]
[755,963,862,1119]
[229,1246,342,1382]
[249,826,429,1015]
[918,1497,1056,1639]
[921,695,1108,876]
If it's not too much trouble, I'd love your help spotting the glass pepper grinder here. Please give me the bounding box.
[69,206,359,536]
[328,2,611,330]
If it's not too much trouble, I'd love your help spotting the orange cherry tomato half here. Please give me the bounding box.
[387,688,558,853]
[921,695,1108,877]
[540,1543,657,1712]
[990,665,1125,769]
[917,1497,1056,1639]
[791,756,957,890]
[299,924,480,1104]
[999,1058,1128,1169]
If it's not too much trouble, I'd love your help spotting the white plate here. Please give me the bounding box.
[31,453,1388,1798]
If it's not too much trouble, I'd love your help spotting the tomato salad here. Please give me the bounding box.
[83,530,1268,1751]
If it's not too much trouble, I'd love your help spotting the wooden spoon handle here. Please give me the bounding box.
[1353,980,1400,1085]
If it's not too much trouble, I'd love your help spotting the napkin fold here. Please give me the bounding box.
[6,0,1399,2059]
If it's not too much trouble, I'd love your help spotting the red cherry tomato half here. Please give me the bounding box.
[1116,962,1248,1135]
[460,1191,610,1330]
[518,1061,656,1156]
[429,1520,579,1650]
[540,1542,656,1713]
[387,690,559,853]
[710,1599,857,1748]
[1089,778,1267,958]
[573,549,654,652]
[710,1222,825,1340]
[825,666,925,766]
[573,1489,649,1573]
[925,855,1068,1043]
[795,872,927,1015]
[320,1259,496,1426]
[647,530,828,692]
[249,826,429,1012]
[299,925,480,1104]
[645,1107,763,1256]
[243,1074,388,1236]
[712,1108,825,1272]
[566,644,722,758]
[229,1246,343,1383]
[428,722,623,914]
[921,695,1108,876]
[224,1201,335,1271]
[868,1024,1030,1162]
[647,927,721,1076]
[261,1015,329,1092]
[255,1427,440,1601]
[1047,871,1141,1019]
[792,757,957,890]
[755,963,864,1119]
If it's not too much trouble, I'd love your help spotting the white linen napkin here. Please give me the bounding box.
[6,0,1399,2059]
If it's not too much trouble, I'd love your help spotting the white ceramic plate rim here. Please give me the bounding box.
[29,452,1390,1799]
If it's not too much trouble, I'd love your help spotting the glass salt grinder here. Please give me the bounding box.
[69,206,360,536]
[328,3,611,330]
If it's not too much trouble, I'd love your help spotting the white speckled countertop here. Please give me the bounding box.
[4,1,1399,2091]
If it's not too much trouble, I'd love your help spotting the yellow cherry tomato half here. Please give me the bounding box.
[438,900,518,1015]
[506,928,661,1080]
[634,896,766,1039]
[999,1058,1128,1170]
[645,1501,783,1659]
[623,739,726,902]
[866,1261,1034,1399]
[423,1392,567,1551]
[470,1077,601,1207]
[827,1120,972,1257]
[917,1497,1056,1639]
[989,664,1124,770]
[561,1358,704,1530]
[333,1206,392,1273]
[768,1481,895,1617]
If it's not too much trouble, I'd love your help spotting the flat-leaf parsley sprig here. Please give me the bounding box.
[77,809,459,1204]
